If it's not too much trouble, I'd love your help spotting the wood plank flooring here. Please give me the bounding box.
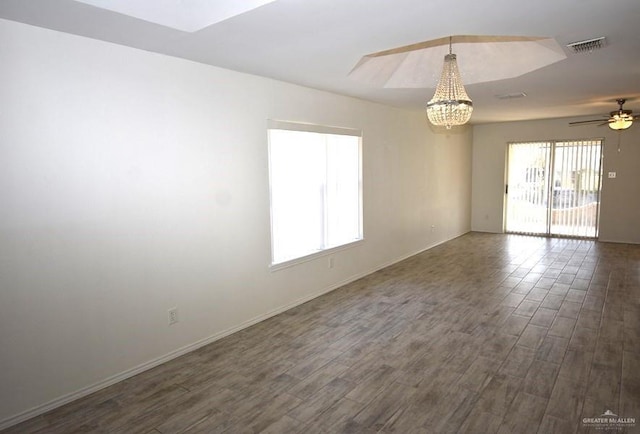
[4,233,640,433]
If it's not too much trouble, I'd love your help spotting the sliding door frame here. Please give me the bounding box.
[504,138,604,239]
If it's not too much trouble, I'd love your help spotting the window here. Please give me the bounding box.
[268,121,362,266]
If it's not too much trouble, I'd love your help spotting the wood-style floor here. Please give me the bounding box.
[4,233,640,434]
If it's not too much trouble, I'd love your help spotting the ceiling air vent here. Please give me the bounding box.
[496,92,527,100]
[566,37,606,54]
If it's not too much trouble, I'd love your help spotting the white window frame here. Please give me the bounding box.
[267,120,363,269]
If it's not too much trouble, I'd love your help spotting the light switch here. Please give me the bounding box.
[608,172,616,179]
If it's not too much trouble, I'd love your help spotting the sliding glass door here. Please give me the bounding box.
[505,139,602,238]
[550,140,603,237]
[505,141,552,234]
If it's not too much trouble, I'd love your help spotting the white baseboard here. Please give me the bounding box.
[0,232,466,430]
[597,237,640,245]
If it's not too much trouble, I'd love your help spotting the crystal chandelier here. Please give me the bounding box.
[426,37,473,129]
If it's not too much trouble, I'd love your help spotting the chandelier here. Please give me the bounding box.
[426,37,473,129]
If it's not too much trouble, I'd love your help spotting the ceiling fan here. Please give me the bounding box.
[569,98,635,130]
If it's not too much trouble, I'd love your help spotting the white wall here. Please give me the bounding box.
[0,19,472,427]
[472,117,640,243]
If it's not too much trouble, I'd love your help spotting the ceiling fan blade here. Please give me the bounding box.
[569,119,609,126]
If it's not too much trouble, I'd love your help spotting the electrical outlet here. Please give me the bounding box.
[328,257,334,269]
[168,307,178,325]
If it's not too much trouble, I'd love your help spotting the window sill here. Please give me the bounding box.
[269,238,364,272]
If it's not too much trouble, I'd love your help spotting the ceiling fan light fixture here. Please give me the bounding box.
[608,98,634,130]
[569,98,635,130]
[426,39,473,129]
[608,115,633,131]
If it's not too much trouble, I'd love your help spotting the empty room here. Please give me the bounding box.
[1,0,639,433]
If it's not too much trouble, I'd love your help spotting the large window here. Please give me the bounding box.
[268,121,363,266]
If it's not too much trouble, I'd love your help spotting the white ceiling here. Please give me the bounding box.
[1,0,640,124]
[72,0,278,32]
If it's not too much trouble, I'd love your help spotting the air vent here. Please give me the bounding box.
[566,37,606,54]
[496,92,527,100]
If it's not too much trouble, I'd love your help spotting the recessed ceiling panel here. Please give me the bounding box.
[350,35,567,88]
[73,0,277,32]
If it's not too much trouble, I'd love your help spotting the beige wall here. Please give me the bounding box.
[0,19,471,427]
[472,117,640,243]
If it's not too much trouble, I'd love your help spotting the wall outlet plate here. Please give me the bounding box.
[168,308,178,325]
